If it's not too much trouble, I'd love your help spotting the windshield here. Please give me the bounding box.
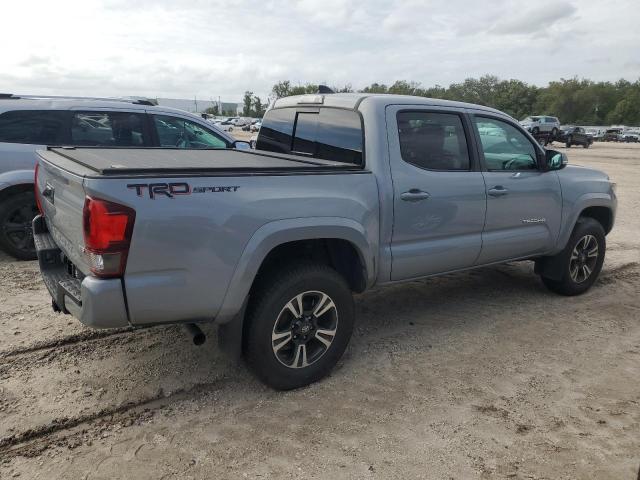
[522,116,539,122]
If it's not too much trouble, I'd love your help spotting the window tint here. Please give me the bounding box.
[257,108,363,164]
[71,112,148,146]
[474,117,538,171]
[0,110,67,144]
[154,115,227,149]
[397,111,470,170]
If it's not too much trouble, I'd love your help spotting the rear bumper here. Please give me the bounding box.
[33,215,130,329]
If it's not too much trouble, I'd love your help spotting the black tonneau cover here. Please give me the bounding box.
[43,147,363,176]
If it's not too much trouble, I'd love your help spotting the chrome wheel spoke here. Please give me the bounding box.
[583,264,592,279]
[570,264,579,282]
[313,293,335,318]
[292,344,308,368]
[272,330,293,352]
[284,294,304,318]
[315,328,336,348]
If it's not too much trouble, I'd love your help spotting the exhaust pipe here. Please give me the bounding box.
[184,323,206,346]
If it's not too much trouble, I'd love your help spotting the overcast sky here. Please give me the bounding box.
[1,0,638,102]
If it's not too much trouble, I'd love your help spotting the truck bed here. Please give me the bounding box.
[39,147,365,177]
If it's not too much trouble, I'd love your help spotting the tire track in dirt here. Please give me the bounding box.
[0,327,133,359]
[0,378,231,459]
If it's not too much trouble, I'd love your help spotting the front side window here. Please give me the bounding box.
[71,112,148,146]
[397,111,470,170]
[473,117,538,171]
[0,110,67,144]
[154,115,227,149]
[257,108,363,164]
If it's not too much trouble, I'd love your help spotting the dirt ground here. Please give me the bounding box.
[1,142,639,479]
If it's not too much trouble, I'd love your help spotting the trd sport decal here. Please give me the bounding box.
[127,183,240,199]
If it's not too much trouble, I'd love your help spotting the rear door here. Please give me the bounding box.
[471,114,562,264]
[386,105,487,280]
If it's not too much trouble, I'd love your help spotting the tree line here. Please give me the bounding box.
[260,76,640,125]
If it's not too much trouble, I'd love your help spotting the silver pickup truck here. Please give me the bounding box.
[34,93,617,389]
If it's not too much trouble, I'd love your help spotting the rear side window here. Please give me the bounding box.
[397,111,470,170]
[0,110,67,144]
[71,112,148,146]
[257,108,363,164]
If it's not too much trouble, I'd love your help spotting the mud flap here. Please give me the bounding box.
[217,300,247,363]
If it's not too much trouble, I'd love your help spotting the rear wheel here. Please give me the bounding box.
[566,135,573,148]
[540,218,605,296]
[0,191,38,260]
[244,262,354,390]
[551,127,558,138]
[583,141,590,148]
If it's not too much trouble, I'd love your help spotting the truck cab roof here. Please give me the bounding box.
[272,93,507,116]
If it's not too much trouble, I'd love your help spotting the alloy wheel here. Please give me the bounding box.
[271,290,338,369]
[569,234,599,283]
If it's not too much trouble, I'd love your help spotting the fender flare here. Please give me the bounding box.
[0,169,35,196]
[556,192,614,252]
[215,217,376,325]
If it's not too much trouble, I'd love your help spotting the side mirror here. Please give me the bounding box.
[233,141,251,150]
[545,149,568,171]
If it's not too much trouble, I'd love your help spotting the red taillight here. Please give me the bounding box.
[34,163,44,215]
[82,196,135,278]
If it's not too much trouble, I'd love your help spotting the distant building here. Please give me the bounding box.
[156,98,240,115]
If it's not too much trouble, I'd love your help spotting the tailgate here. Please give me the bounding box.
[36,151,90,274]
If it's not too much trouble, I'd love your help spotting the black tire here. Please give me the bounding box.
[0,191,38,260]
[551,127,558,138]
[540,218,606,296]
[532,127,540,135]
[244,262,354,390]
[583,141,590,148]
[566,135,572,148]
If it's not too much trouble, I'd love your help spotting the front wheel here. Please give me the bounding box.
[551,127,558,138]
[566,135,573,148]
[244,263,354,390]
[0,191,38,260]
[540,218,606,296]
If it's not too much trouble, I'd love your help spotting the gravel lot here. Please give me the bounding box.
[1,142,638,479]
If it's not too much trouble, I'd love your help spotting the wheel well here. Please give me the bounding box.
[0,184,34,204]
[580,206,613,234]
[254,239,367,293]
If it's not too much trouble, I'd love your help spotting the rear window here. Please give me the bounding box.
[0,110,67,144]
[256,107,363,164]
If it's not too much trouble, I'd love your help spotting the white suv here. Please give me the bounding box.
[0,94,244,260]
[520,115,560,136]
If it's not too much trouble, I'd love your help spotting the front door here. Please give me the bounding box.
[387,107,487,281]
[471,115,562,264]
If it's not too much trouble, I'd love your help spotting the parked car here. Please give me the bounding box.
[586,129,604,141]
[619,130,639,143]
[520,115,560,137]
[210,120,234,132]
[34,93,616,390]
[0,94,240,260]
[250,120,262,132]
[603,128,623,142]
[557,126,593,148]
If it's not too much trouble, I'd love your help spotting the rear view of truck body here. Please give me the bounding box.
[35,147,379,329]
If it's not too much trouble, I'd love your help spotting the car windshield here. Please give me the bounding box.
[522,116,539,122]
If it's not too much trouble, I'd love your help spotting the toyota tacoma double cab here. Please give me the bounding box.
[34,93,616,390]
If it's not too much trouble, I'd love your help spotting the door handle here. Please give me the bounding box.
[400,189,431,202]
[488,186,508,197]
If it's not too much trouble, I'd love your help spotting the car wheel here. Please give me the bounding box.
[551,127,558,138]
[583,141,590,148]
[566,135,572,148]
[0,191,38,260]
[532,127,539,135]
[540,218,606,296]
[244,262,354,390]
